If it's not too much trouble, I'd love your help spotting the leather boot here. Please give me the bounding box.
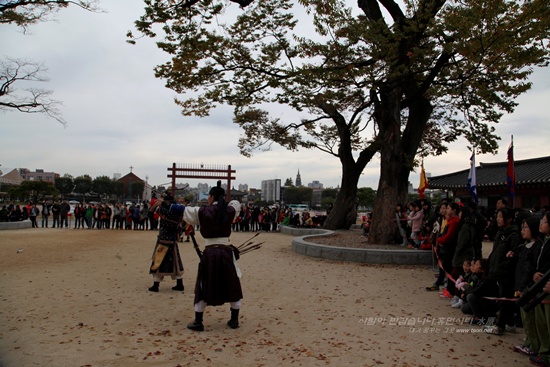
[148,281,160,292]
[172,278,184,291]
[187,312,204,331]
[227,308,239,329]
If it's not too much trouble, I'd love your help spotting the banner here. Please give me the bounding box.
[507,137,516,202]
[418,162,428,199]
[467,153,478,203]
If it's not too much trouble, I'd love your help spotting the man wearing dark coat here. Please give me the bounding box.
[183,181,242,331]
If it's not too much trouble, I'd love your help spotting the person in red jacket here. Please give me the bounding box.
[426,202,460,294]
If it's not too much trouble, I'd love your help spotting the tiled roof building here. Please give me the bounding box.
[428,156,550,209]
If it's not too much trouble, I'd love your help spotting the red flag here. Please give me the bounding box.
[418,162,428,199]
[506,138,516,200]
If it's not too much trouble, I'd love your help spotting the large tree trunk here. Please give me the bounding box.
[323,164,363,230]
[369,149,410,244]
[368,89,433,244]
[317,99,376,231]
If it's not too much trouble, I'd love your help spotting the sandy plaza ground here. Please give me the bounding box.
[0,227,530,367]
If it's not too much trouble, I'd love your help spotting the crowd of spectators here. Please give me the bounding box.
[418,197,550,366]
[231,205,328,232]
[0,199,157,230]
[1,198,330,233]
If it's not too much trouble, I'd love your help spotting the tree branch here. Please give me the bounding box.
[0,58,66,125]
[357,0,383,22]
[0,0,102,27]
[378,0,405,22]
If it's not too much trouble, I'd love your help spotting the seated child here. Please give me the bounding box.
[460,258,498,325]
[452,259,472,308]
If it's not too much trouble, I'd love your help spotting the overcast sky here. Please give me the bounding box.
[1,1,549,190]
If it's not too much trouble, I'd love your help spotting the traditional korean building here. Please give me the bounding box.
[428,155,550,209]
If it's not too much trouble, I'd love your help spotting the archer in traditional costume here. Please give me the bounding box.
[184,181,242,331]
[148,193,185,292]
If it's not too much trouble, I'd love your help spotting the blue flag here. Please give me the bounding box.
[467,153,478,203]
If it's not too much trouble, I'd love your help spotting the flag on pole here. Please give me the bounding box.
[418,162,428,199]
[507,136,516,202]
[467,153,478,203]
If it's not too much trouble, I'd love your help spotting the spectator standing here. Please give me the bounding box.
[426,203,460,292]
[140,203,149,230]
[73,204,82,229]
[29,203,39,228]
[485,207,520,335]
[59,200,70,228]
[103,205,112,229]
[51,201,60,228]
[407,201,424,249]
[112,204,121,229]
[85,204,93,229]
[530,212,550,367]
[41,201,50,228]
[512,215,541,358]
[395,203,408,246]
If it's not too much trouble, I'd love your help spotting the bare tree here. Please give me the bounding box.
[1,0,101,125]
[0,57,66,125]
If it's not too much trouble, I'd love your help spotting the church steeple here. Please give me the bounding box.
[295,169,302,187]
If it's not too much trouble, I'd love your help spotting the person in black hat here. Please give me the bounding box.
[147,192,186,292]
[183,181,242,331]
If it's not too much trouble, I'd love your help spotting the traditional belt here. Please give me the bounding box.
[205,244,229,248]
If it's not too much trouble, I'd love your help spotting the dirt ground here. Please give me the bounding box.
[0,227,528,367]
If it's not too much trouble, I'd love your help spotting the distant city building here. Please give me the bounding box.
[197,191,210,202]
[18,168,59,183]
[308,180,323,189]
[197,182,209,192]
[261,179,281,202]
[0,169,25,186]
[238,183,249,192]
[246,188,261,204]
[295,170,302,187]
[311,188,323,209]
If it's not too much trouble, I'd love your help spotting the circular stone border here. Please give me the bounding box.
[0,220,32,230]
[281,225,433,265]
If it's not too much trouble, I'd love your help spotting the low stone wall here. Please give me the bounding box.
[0,220,32,230]
[280,226,332,237]
[282,225,432,265]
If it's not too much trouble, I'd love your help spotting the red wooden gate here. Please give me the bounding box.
[167,163,236,202]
